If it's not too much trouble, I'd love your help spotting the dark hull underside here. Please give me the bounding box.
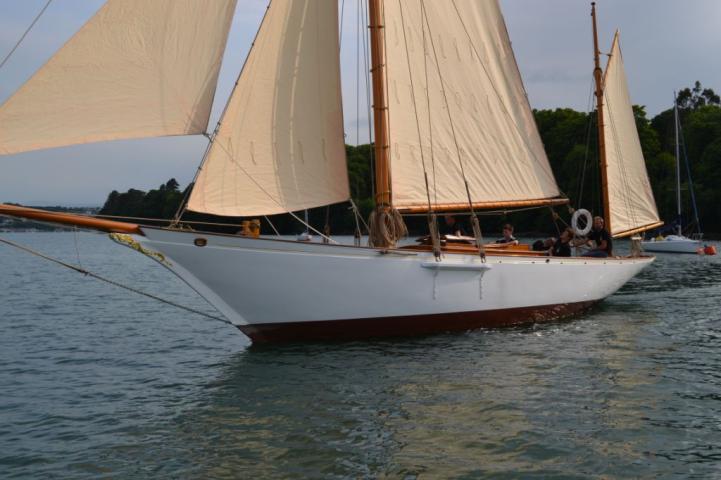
[237,300,599,344]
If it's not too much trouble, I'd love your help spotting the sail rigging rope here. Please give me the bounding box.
[603,88,641,233]
[577,74,597,210]
[173,1,273,224]
[0,0,53,72]
[397,0,440,258]
[419,1,485,259]
[420,7,439,208]
[449,0,558,189]
[263,215,281,236]
[0,235,232,326]
[72,226,83,270]
[356,0,362,145]
[96,214,255,229]
[197,137,340,244]
[361,0,376,198]
[339,0,346,48]
[169,0,339,244]
[677,110,702,234]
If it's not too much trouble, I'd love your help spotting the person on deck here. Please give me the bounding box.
[550,228,574,257]
[532,237,555,252]
[583,216,613,257]
[495,223,518,245]
[441,215,466,237]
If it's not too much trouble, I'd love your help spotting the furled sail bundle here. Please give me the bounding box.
[187,0,349,217]
[382,0,563,211]
[0,0,237,155]
[602,32,660,237]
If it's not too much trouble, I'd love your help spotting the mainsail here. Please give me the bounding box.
[0,0,237,155]
[602,32,661,237]
[382,0,563,212]
[186,0,349,217]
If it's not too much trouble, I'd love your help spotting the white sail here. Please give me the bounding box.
[382,0,562,211]
[0,0,237,155]
[187,0,348,217]
[602,32,660,237]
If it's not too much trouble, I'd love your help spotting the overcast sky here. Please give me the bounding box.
[1,0,719,205]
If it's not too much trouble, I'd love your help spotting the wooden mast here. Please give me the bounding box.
[368,0,391,207]
[591,2,611,233]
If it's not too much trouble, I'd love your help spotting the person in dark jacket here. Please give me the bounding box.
[551,227,574,257]
[441,215,466,237]
[583,216,613,257]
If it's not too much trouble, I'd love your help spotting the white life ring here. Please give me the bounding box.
[571,209,593,236]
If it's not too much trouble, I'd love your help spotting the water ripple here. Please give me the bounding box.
[1,233,721,478]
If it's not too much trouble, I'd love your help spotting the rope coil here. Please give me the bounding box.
[368,205,407,248]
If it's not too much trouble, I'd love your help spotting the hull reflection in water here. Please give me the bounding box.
[133,227,654,343]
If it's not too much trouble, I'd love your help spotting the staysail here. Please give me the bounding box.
[381,0,563,212]
[0,0,237,155]
[186,0,349,217]
[602,32,661,237]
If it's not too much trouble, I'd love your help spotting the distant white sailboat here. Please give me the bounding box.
[642,95,704,254]
[0,1,660,343]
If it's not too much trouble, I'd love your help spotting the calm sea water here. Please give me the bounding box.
[1,231,720,479]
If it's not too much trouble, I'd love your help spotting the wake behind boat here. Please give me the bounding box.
[0,1,659,343]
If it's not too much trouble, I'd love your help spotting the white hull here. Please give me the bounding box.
[134,227,654,342]
[641,235,701,254]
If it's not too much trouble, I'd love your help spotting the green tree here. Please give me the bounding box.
[676,81,720,110]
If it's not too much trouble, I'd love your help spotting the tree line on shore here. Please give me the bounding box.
[98,82,721,238]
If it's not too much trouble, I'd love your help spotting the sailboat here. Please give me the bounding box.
[641,95,704,254]
[0,1,659,343]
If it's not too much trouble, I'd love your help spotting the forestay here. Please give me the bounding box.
[602,32,660,237]
[187,0,349,217]
[382,0,562,211]
[0,0,237,155]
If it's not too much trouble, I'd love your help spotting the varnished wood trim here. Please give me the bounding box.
[0,204,141,234]
[397,197,569,213]
[612,221,665,239]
